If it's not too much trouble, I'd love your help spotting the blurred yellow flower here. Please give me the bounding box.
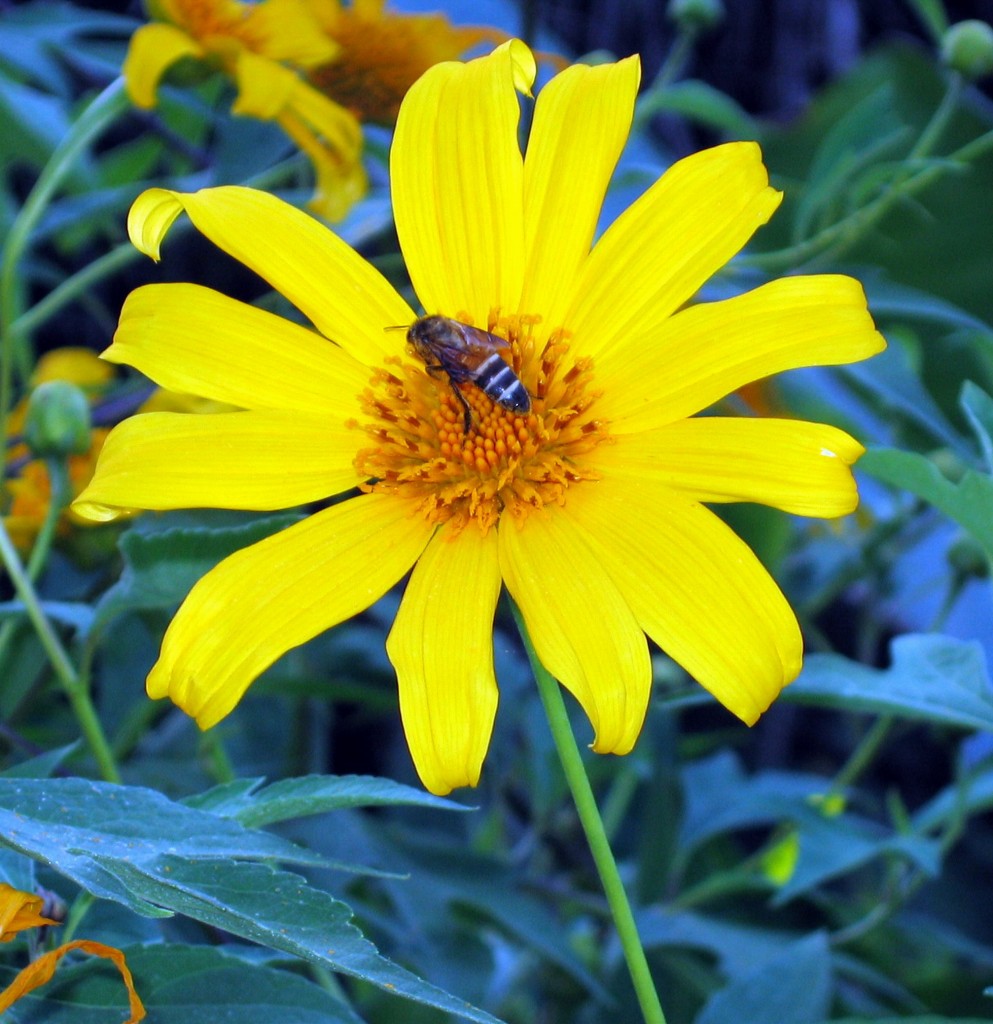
[0,883,145,1022]
[75,42,884,795]
[304,0,510,124]
[123,0,366,219]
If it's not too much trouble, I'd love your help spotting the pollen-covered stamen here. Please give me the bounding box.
[353,313,610,534]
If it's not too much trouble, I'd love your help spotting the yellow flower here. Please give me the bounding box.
[75,42,884,795]
[123,0,366,220]
[303,0,511,124]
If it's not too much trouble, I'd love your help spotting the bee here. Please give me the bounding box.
[405,315,531,432]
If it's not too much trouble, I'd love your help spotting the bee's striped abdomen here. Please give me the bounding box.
[475,353,532,415]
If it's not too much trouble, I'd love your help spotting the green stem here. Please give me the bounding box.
[0,77,129,470]
[513,606,667,1024]
[831,715,894,794]
[10,241,143,341]
[0,517,121,783]
[745,73,972,273]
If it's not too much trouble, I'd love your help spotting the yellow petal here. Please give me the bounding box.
[72,411,362,521]
[0,939,145,1022]
[387,524,501,795]
[598,418,866,518]
[108,284,370,412]
[567,479,802,724]
[244,0,339,66]
[498,512,651,755]
[563,142,782,360]
[392,40,534,323]
[598,275,887,431]
[272,70,367,221]
[229,49,297,120]
[126,186,414,365]
[121,22,203,108]
[0,884,58,939]
[32,347,113,388]
[521,55,640,326]
[147,493,433,728]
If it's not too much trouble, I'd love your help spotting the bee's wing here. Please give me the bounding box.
[453,321,512,356]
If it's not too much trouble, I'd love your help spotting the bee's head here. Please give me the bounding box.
[404,316,447,362]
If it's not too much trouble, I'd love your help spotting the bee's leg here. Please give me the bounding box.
[450,383,473,433]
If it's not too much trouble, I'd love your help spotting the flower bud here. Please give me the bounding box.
[667,0,725,33]
[23,381,92,459]
[941,20,993,80]
[948,533,990,579]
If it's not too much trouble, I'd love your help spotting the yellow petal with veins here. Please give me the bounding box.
[388,524,501,795]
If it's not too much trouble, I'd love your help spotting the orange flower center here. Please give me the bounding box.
[307,11,503,125]
[353,312,610,535]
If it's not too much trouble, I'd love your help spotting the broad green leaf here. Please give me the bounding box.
[859,446,993,561]
[0,777,330,915]
[186,774,466,827]
[695,932,832,1024]
[789,634,993,729]
[88,856,504,1024]
[0,944,362,1024]
[89,511,304,639]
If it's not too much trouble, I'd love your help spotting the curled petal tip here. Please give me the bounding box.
[127,187,187,261]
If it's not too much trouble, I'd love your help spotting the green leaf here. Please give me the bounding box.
[0,779,504,1022]
[678,753,941,901]
[0,777,330,915]
[832,1019,993,1024]
[89,511,304,639]
[1,944,363,1024]
[186,774,467,827]
[960,380,993,472]
[89,857,505,1024]
[0,599,94,632]
[913,760,993,832]
[790,634,993,730]
[695,932,832,1024]
[901,0,949,40]
[839,335,968,453]
[0,742,80,779]
[858,447,993,562]
[636,79,758,136]
[862,273,993,333]
[638,909,794,972]
[774,811,940,904]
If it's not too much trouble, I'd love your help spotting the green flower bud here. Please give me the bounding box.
[667,0,725,33]
[23,381,92,459]
[941,20,993,80]
[948,533,990,579]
